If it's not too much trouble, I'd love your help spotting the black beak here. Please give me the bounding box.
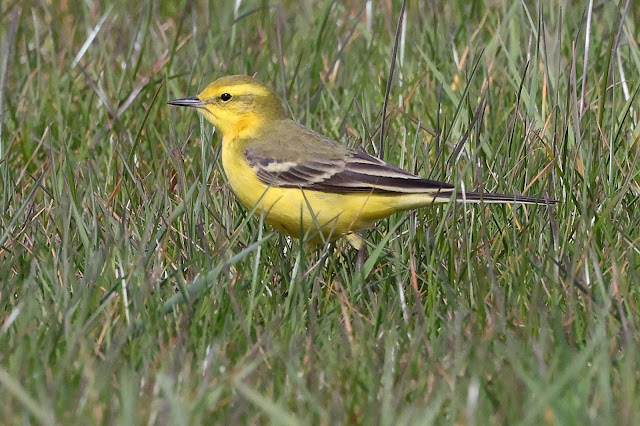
[167,96,206,108]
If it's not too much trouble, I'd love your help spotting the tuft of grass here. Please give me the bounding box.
[1,0,639,423]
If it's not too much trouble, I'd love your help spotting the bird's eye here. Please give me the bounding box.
[220,93,232,102]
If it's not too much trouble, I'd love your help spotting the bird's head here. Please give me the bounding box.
[168,75,286,138]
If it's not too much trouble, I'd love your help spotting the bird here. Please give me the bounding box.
[168,75,554,249]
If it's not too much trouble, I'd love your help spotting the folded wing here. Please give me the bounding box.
[244,148,455,196]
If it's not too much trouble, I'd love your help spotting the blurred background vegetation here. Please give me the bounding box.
[1,0,639,423]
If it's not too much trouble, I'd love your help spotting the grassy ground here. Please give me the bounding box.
[1,0,639,423]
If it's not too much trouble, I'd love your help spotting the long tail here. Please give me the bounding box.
[442,190,556,205]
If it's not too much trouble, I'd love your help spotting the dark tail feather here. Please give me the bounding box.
[442,190,556,205]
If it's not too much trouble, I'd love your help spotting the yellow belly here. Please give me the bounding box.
[221,140,440,241]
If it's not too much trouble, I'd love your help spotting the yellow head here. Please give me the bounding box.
[168,75,286,138]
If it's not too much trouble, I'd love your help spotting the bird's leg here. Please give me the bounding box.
[346,232,368,270]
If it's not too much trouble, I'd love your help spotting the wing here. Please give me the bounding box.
[242,120,553,204]
[244,147,454,195]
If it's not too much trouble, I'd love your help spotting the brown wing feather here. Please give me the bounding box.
[244,148,454,195]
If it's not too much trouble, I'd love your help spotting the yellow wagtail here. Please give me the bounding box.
[168,75,554,248]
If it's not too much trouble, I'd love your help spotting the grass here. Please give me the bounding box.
[1,0,639,423]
